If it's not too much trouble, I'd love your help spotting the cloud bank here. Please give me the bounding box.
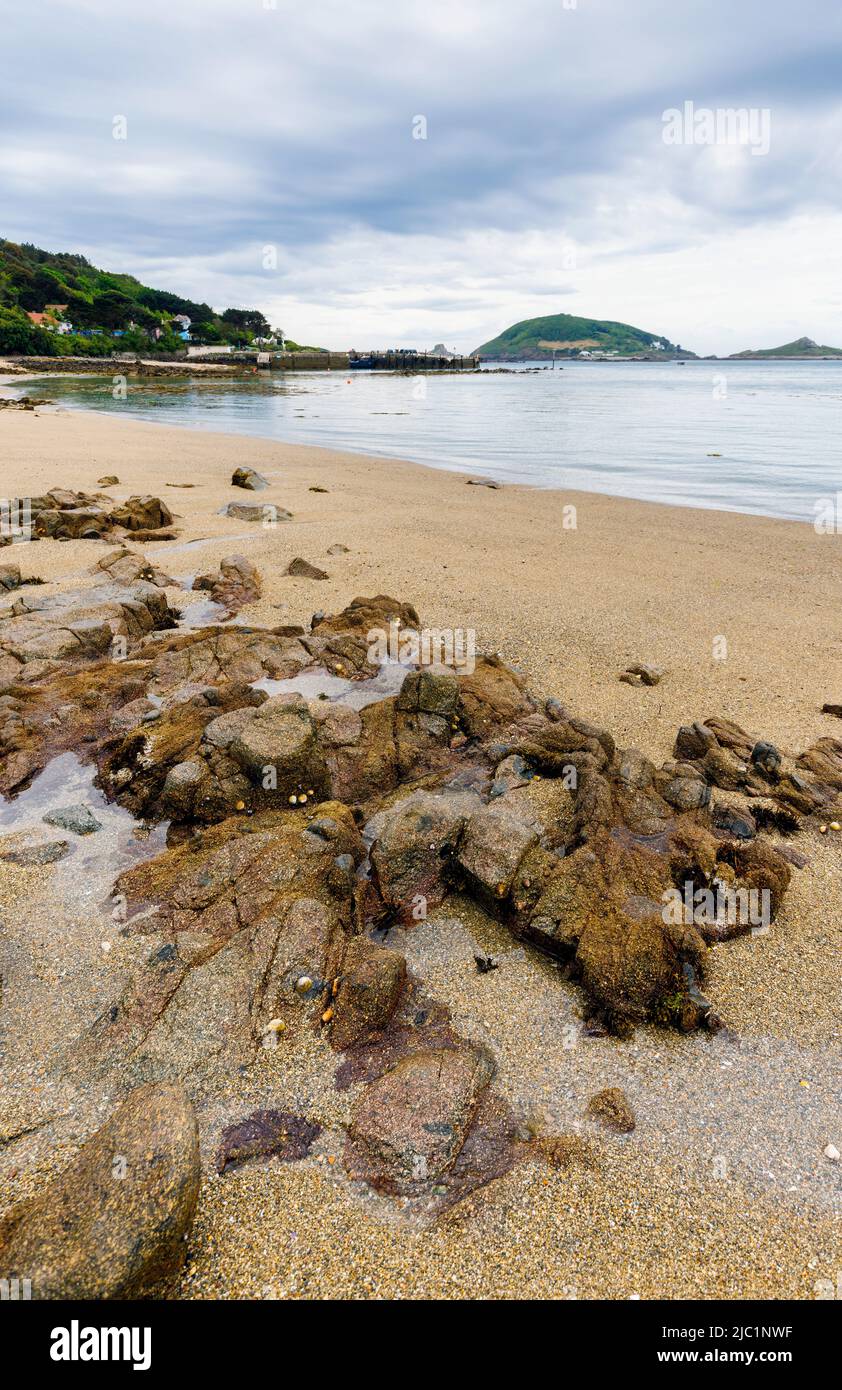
[3,0,842,353]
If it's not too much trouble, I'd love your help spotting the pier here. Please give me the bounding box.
[348,350,480,371]
[2,348,481,375]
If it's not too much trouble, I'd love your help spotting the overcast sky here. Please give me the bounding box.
[2,0,842,354]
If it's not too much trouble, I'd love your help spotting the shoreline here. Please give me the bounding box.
[1,373,833,528]
[1,403,840,765]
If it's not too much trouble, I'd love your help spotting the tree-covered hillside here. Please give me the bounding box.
[0,239,307,356]
[474,312,689,359]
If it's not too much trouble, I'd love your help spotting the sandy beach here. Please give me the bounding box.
[0,401,839,1300]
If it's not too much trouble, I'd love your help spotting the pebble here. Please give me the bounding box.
[824,1144,840,1161]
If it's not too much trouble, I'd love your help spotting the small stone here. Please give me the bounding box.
[537,1134,598,1171]
[224,502,292,522]
[824,1144,840,1161]
[750,740,782,781]
[287,557,329,580]
[231,467,269,491]
[42,804,102,836]
[0,563,22,591]
[622,663,665,687]
[830,822,841,832]
[0,840,69,866]
[586,1087,636,1134]
[295,975,314,995]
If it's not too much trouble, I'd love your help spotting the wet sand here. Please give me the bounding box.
[0,402,839,1300]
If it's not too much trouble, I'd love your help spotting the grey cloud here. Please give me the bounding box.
[2,0,842,350]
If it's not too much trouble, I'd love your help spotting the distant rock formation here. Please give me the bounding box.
[728,336,842,359]
[474,312,692,360]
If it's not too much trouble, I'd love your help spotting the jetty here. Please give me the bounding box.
[348,349,480,371]
[3,348,481,375]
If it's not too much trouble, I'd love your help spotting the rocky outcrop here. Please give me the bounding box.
[345,1045,496,1195]
[93,547,173,588]
[192,554,261,617]
[0,1083,199,1299]
[0,577,175,678]
[4,581,838,1220]
[587,1086,636,1133]
[18,488,176,543]
[71,804,366,1079]
[224,502,292,522]
[108,495,174,532]
[330,937,407,1050]
[2,588,834,1049]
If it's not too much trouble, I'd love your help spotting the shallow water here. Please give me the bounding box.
[0,751,168,886]
[19,360,842,522]
[253,658,410,710]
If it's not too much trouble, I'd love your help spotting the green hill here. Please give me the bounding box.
[727,336,842,359]
[0,239,295,356]
[474,312,689,360]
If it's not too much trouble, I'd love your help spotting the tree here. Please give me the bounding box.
[221,307,270,336]
[90,289,136,330]
[0,307,56,355]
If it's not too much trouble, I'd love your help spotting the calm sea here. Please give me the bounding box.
[16,360,842,523]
